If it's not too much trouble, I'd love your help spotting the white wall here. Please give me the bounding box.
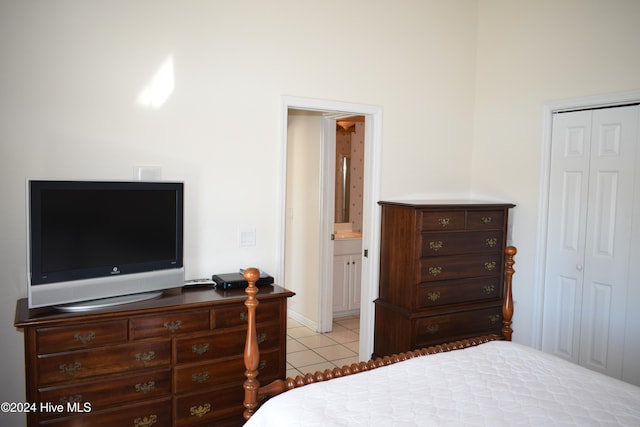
[472,0,640,347]
[0,2,478,425]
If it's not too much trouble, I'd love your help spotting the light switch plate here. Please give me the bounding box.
[239,228,256,247]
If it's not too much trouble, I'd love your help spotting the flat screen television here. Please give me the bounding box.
[27,180,185,311]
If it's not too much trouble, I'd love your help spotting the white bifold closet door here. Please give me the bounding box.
[542,104,640,385]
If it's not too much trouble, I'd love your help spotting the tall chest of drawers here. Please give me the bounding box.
[14,286,293,427]
[374,201,515,357]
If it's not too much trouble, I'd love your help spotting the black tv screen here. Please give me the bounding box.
[28,180,184,309]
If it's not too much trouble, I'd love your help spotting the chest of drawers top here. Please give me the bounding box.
[15,285,293,330]
[379,200,515,228]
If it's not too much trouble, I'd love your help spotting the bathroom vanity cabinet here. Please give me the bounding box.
[333,238,362,315]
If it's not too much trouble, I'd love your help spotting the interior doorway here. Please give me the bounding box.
[278,96,382,360]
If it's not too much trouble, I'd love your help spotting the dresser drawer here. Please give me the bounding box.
[40,396,173,427]
[420,230,503,256]
[130,310,210,339]
[173,348,280,394]
[36,320,128,354]
[466,210,505,230]
[38,367,171,420]
[415,306,503,347]
[213,300,281,329]
[420,211,466,231]
[175,384,244,427]
[420,252,503,282]
[175,322,281,364]
[416,276,503,308]
[37,340,171,385]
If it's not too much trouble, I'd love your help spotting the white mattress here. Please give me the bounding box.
[244,340,640,426]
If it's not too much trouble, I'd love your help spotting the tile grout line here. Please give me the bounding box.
[286,316,360,376]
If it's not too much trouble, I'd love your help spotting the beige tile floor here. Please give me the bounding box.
[286,315,360,378]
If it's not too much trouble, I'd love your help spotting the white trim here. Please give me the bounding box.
[279,96,383,360]
[534,89,640,349]
[287,308,319,332]
[361,106,383,360]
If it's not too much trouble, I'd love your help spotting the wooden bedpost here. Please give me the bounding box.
[243,267,261,420]
[502,246,516,341]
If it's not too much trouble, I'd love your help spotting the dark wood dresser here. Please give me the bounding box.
[14,285,294,427]
[374,201,515,357]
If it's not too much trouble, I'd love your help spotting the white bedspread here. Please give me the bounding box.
[244,341,640,426]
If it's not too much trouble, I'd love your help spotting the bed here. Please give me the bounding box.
[241,247,640,426]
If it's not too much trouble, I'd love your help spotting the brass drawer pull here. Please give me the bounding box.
[485,238,497,248]
[437,217,450,227]
[428,266,442,277]
[483,284,496,294]
[257,333,267,344]
[192,343,210,355]
[427,291,441,302]
[163,320,182,332]
[135,351,156,363]
[134,415,158,427]
[484,261,496,271]
[429,241,443,251]
[135,381,156,393]
[73,331,95,344]
[190,403,211,417]
[59,362,82,376]
[59,394,82,404]
[481,216,493,224]
[240,311,249,322]
[489,314,500,325]
[426,324,440,334]
[192,371,210,384]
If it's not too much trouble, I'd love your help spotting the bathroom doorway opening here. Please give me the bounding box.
[279,96,382,360]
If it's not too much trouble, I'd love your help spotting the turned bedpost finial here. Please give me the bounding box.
[243,267,261,420]
[502,246,516,341]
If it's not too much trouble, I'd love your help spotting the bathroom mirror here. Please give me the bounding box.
[336,154,350,223]
[334,116,364,229]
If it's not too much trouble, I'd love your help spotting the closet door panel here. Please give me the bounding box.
[581,281,613,371]
[561,172,586,252]
[591,171,618,256]
[623,107,640,385]
[554,275,580,359]
[542,110,591,362]
[579,105,638,379]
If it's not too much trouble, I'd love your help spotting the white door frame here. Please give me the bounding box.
[278,96,383,360]
[534,89,640,349]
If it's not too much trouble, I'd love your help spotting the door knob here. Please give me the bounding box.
[576,264,583,271]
